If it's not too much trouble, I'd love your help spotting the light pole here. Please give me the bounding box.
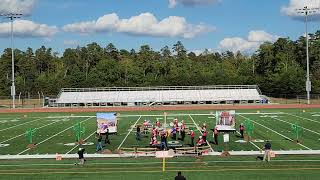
[296,6,319,105]
[0,13,23,108]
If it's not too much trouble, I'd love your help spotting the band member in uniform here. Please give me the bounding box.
[239,123,244,138]
[171,126,177,140]
[197,136,205,146]
[202,130,207,142]
[189,130,195,147]
[213,126,219,145]
[156,120,161,128]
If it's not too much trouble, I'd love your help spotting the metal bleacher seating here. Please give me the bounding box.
[53,85,265,107]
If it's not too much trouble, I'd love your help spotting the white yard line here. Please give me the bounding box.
[235,130,261,150]
[270,117,320,136]
[286,113,320,124]
[188,115,214,152]
[0,118,42,132]
[238,114,312,150]
[0,120,60,144]
[17,117,93,155]
[117,116,142,150]
[65,131,97,154]
[1,158,320,167]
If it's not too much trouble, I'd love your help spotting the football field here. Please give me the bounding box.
[0,108,320,179]
[0,109,320,154]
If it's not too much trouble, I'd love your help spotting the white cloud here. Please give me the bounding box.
[63,12,214,38]
[247,30,278,42]
[168,0,221,8]
[169,0,178,8]
[0,20,58,38]
[190,48,215,56]
[0,0,36,15]
[281,0,320,20]
[63,40,78,46]
[218,30,278,53]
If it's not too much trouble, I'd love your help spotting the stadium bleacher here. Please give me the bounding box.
[52,85,266,107]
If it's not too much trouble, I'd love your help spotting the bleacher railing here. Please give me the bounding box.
[60,85,261,94]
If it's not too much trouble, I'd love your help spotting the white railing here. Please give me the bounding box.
[60,85,261,94]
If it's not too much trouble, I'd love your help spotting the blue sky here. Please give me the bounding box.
[1,0,320,55]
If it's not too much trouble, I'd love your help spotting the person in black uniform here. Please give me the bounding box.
[175,171,186,180]
[160,133,167,150]
[76,148,85,165]
[180,128,186,142]
[239,123,244,138]
[105,128,110,145]
[136,125,141,141]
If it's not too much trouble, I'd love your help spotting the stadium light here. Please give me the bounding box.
[0,13,23,108]
[296,6,319,105]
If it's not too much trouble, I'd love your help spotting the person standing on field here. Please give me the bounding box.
[189,130,195,147]
[213,126,219,145]
[263,140,272,162]
[239,123,244,138]
[175,171,186,180]
[96,133,103,152]
[76,148,85,165]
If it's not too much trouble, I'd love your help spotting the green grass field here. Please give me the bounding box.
[0,108,320,179]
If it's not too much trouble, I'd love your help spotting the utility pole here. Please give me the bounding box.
[296,6,319,105]
[0,13,23,108]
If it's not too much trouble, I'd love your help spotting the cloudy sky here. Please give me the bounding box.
[0,0,320,55]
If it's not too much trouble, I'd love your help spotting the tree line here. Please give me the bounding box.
[1,31,320,98]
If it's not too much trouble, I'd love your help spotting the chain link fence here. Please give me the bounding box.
[265,93,320,104]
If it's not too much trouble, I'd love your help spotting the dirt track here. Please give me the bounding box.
[0,104,319,114]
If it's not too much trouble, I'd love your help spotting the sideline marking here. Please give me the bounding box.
[1,167,320,175]
[188,115,214,152]
[1,159,320,168]
[2,165,320,172]
[0,120,61,144]
[117,116,142,150]
[17,117,93,155]
[0,118,42,132]
[238,115,312,150]
[65,131,96,154]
